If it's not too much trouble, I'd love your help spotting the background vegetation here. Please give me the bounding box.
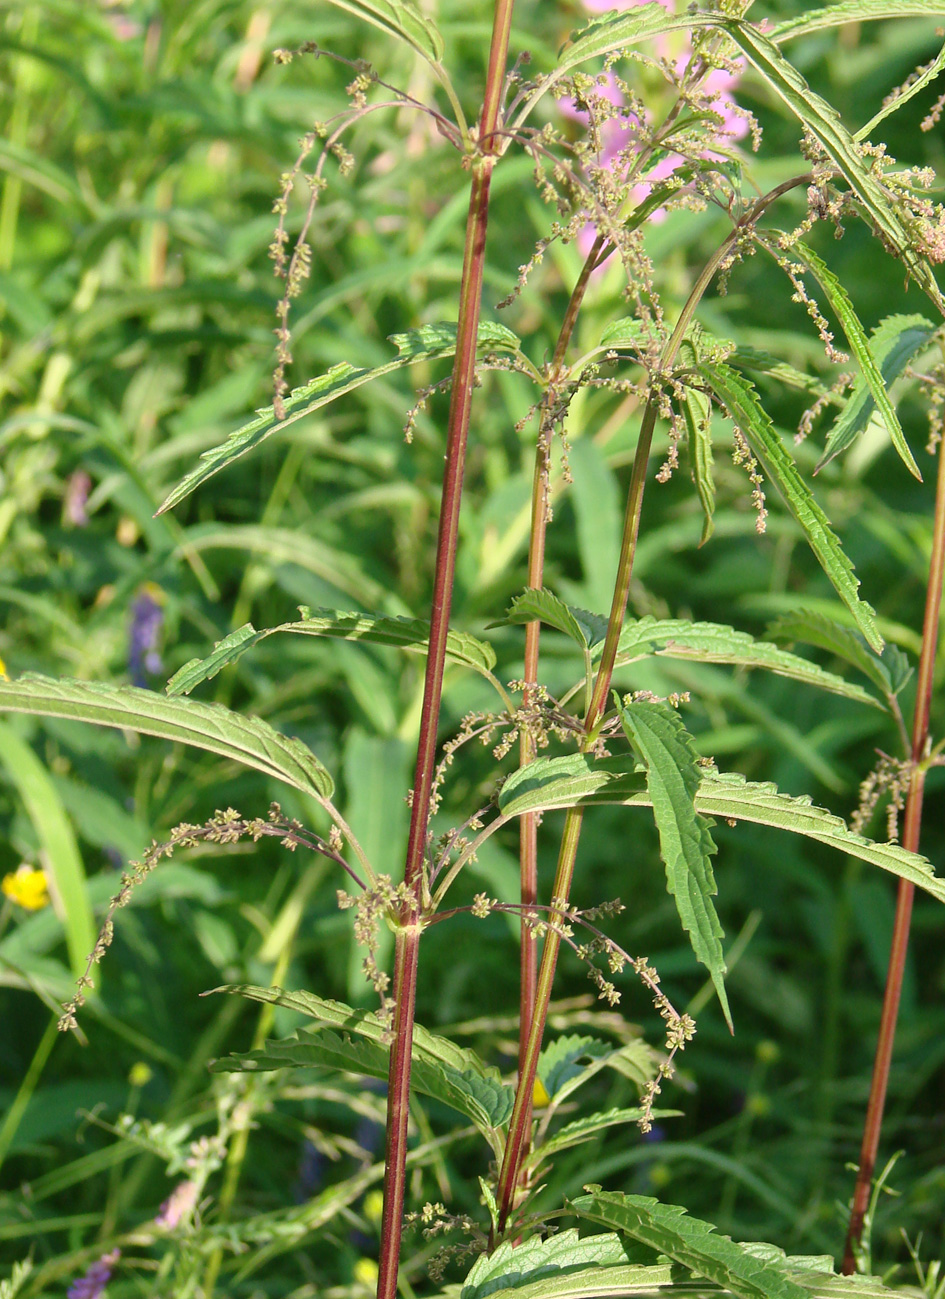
[1,1,943,1295]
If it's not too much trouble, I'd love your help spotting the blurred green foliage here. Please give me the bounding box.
[1,1,944,1294]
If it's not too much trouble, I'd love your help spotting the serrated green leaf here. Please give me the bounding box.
[322,0,445,63]
[461,1230,635,1299]
[570,1190,809,1299]
[211,1025,513,1144]
[855,39,945,140]
[544,5,695,90]
[0,676,333,800]
[157,322,521,513]
[619,702,730,1029]
[729,348,834,399]
[790,245,922,478]
[538,1035,614,1098]
[612,616,880,707]
[497,758,945,906]
[765,608,912,698]
[599,318,647,349]
[167,610,496,697]
[817,313,938,471]
[717,22,943,311]
[498,753,646,819]
[698,362,882,651]
[531,1106,676,1165]
[683,387,716,545]
[493,589,609,650]
[452,1261,676,1299]
[211,983,503,1083]
[611,769,945,904]
[773,1,945,44]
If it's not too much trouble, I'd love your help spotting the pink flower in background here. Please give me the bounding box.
[564,0,745,254]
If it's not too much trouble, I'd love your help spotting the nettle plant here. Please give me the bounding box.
[5,0,945,1296]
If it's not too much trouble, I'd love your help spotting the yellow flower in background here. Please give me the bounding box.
[2,864,50,910]
[363,1189,384,1225]
[0,655,8,680]
[128,1062,153,1088]
[353,1259,378,1289]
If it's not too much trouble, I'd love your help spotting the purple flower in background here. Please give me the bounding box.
[155,1178,199,1228]
[67,1249,120,1299]
[63,470,91,527]
[564,0,746,256]
[128,585,164,686]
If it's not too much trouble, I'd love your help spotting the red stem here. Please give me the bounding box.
[842,423,945,1272]
[376,7,516,1297]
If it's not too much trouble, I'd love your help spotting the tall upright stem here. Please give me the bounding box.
[842,423,945,1273]
[375,6,516,1297]
[519,232,608,1079]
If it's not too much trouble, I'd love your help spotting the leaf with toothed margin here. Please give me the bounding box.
[570,1190,810,1299]
[166,610,496,696]
[157,321,521,514]
[491,588,609,650]
[496,755,945,905]
[790,244,923,478]
[772,1,945,44]
[765,608,913,700]
[322,0,445,63]
[697,362,882,652]
[0,674,333,799]
[619,701,731,1031]
[610,616,882,708]
[815,312,938,472]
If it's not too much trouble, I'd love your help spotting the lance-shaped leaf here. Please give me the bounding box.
[208,988,513,1151]
[538,1035,616,1099]
[498,755,945,905]
[530,1106,677,1165]
[855,40,945,140]
[773,1,945,44]
[729,347,835,399]
[537,5,695,99]
[167,609,497,697]
[492,589,609,651]
[790,244,923,478]
[570,1190,809,1299]
[611,616,881,707]
[210,984,503,1083]
[157,321,521,514]
[498,753,646,819]
[0,675,333,799]
[619,702,730,1030]
[717,22,943,311]
[683,386,716,545]
[766,608,913,699]
[816,312,938,472]
[698,362,882,651]
[460,1229,645,1299]
[323,0,444,63]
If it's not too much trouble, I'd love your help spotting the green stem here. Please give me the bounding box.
[842,412,945,1273]
[0,1013,58,1175]
[376,5,517,1296]
[518,231,607,1083]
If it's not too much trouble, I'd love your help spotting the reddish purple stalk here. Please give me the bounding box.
[375,6,516,1297]
[842,421,945,1272]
